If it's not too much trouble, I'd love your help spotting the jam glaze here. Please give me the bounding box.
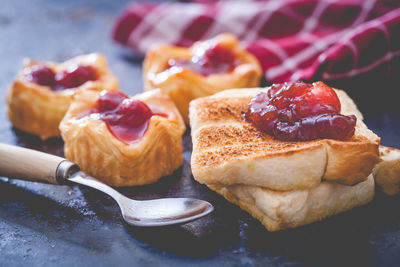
[24,64,97,91]
[88,90,167,144]
[167,44,240,76]
[245,81,357,141]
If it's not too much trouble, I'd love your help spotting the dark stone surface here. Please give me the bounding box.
[0,1,400,266]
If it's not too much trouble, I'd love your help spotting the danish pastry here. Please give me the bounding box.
[59,89,186,187]
[6,53,118,140]
[143,33,262,123]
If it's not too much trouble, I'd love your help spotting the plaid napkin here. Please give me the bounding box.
[112,0,400,84]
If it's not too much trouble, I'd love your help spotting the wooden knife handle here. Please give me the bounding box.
[0,143,71,184]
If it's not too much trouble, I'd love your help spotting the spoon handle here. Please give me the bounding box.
[0,143,78,184]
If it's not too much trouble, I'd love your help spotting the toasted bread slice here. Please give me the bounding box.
[190,88,380,191]
[209,175,374,232]
[373,146,400,196]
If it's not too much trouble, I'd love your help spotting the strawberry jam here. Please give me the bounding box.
[88,90,167,144]
[25,66,56,86]
[244,81,357,141]
[54,65,97,90]
[167,44,239,76]
[25,65,97,91]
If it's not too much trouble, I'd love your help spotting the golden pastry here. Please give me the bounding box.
[143,33,262,123]
[6,53,118,140]
[59,89,186,187]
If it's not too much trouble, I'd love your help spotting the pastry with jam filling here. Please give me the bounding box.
[6,53,118,140]
[60,89,185,187]
[143,33,262,123]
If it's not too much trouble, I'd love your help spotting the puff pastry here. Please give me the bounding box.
[6,53,118,140]
[59,89,186,187]
[143,33,262,123]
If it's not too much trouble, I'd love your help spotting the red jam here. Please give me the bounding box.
[88,91,167,144]
[25,65,97,91]
[167,44,239,76]
[244,81,357,141]
[25,66,56,86]
[54,65,97,90]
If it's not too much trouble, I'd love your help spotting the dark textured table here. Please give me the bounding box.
[1,1,400,266]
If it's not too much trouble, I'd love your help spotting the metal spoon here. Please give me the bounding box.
[0,143,213,226]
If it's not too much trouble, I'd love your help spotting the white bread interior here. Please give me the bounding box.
[209,175,374,231]
[374,146,400,196]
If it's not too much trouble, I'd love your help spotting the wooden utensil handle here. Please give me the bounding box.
[0,143,69,184]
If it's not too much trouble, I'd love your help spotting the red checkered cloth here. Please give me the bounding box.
[112,0,400,83]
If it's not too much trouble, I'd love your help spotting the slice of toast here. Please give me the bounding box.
[374,146,400,196]
[209,175,374,232]
[208,146,399,231]
[189,88,380,191]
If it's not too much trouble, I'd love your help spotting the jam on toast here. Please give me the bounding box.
[189,86,381,231]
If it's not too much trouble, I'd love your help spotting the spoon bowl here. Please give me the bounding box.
[68,171,214,226]
[121,198,213,227]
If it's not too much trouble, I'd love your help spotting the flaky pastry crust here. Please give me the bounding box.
[59,89,186,187]
[143,33,262,123]
[6,53,118,140]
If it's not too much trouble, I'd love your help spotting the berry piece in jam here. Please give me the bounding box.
[54,65,97,90]
[97,90,128,112]
[168,44,239,76]
[91,90,167,144]
[245,81,357,141]
[116,98,153,127]
[25,64,98,91]
[25,66,56,86]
